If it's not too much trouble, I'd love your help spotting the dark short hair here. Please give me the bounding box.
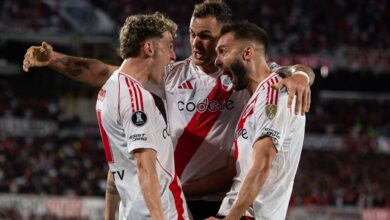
[118,12,177,59]
[220,21,268,53]
[192,0,232,24]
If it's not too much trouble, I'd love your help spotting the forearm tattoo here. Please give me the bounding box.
[53,57,90,77]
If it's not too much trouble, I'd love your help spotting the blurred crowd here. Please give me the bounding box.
[0,136,106,196]
[1,0,390,214]
[0,0,69,32]
[292,149,390,208]
[307,99,390,137]
[1,73,390,209]
[1,0,389,54]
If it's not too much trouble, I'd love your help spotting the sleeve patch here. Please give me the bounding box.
[262,128,280,140]
[265,104,277,119]
[129,133,147,142]
[131,111,148,126]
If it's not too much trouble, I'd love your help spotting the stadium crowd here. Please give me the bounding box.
[1,0,388,53]
[307,99,390,137]
[293,149,390,208]
[0,0,389,218]
[1,74,389,208]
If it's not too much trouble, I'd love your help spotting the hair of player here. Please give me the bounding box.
[118,12,177,59]
[192,0,233,24]
[220,21,269,53]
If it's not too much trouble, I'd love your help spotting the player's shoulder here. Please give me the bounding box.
[102,70,119,86]
[255,73,286,106]
[165,57,192,77]
[257,73,283,92]
[118,73,153,100]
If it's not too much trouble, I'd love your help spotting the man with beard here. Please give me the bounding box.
[23,1,313,219]
[207,21,306,220]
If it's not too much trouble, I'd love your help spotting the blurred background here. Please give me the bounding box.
[0,0,389,219]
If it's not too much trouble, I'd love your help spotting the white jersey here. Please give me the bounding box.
[218,73,306,219]
[163,58,250,200]
[96,71,189,220]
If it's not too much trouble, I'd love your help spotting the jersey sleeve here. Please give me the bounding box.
[120,86,159,154]
[252,89,292,152]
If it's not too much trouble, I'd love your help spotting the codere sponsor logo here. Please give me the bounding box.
[177,98,234,112]
[235,128,248,140]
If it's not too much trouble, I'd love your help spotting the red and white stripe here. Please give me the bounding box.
[178,81,193,89]
[123,74,144,113]
[96,110,114,163]
[266,76,280,105]
[156,159,185,220]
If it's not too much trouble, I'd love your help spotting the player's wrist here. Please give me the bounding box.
[292,71,310,84]
[48,51,61,66]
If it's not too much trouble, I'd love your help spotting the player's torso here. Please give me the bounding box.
[164,59,249,183]
[228,74,305,218]
[96,72,177,217]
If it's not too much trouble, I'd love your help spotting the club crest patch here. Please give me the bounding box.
[131,111,148,127]
[265,104,277,119]
[220,74,233,92]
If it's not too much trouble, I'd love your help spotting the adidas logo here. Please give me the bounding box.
[178,80,193,89]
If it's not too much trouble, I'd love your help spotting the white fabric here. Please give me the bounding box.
[218,73,306,219]
[96,70,189,220]
[162,58,250,200]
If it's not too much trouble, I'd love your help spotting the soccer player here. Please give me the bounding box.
[95,12,189,220]
[23,1,313,219]
[206,21,306,220]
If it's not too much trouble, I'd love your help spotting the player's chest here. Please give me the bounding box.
[234,97,259,145]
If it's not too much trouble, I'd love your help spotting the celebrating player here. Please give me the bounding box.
[23,1,313,219]
[207,21,306,220]
[95,12,189,220]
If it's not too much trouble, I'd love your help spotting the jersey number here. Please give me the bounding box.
[97,110,114,163]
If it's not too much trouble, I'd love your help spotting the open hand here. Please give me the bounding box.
[23,42,53,72]
[272,74,311,115]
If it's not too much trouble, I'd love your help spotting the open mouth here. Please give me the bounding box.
[193,50,205,60]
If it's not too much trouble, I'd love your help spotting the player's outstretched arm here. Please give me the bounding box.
[23,42,118,87]
[134,148,166,220]
[182,150,236,197]
[224,137,276,220]
[105,171,120,220]
[272,64,315,115]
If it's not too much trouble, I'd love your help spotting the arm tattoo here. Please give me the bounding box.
[107,180,119,195]
[53,57,90,77]
[274,66,292,78]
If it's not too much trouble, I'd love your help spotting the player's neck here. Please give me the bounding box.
[198,64,219,75]
[119,58,151,84]
[247,64,272,95]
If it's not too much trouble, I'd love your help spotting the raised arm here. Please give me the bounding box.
[23,42,118,87]
[182,150,236,197]
[274,64,315,85]
[105,171,120,220]
[223,137,276,220]
[272,64,316,115]
[134,148,166,220]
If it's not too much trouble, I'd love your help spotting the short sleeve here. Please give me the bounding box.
[252,90,292,152]
[120,86,159,154]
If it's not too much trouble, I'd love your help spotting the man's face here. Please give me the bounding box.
[215,32,249,91]
[189,16,222,68]
[151,31,176,84]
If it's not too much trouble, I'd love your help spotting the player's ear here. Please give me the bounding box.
[143,41,154,57]
[242,46,254,61]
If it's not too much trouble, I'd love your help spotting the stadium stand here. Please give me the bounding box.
[0,0,389,219]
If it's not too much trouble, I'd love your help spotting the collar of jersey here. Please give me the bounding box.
[118,72,144,87]
[190,59,222,78]
[255,72,279,93]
